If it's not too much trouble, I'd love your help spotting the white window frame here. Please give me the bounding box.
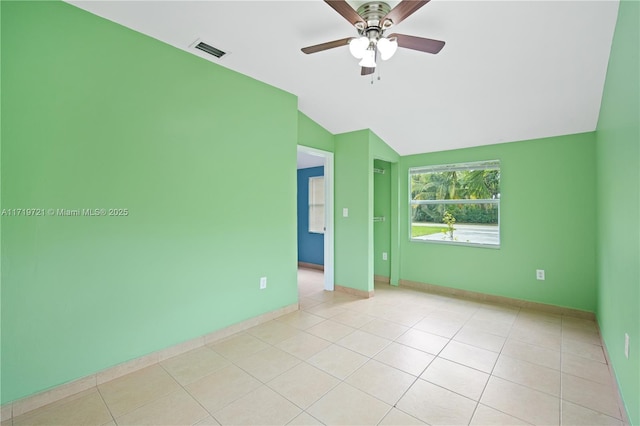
[409,160,500,248]
[309,176,325,234]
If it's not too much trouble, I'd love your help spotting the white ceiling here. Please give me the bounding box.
[297,150,326,169]
[68,0,620,156]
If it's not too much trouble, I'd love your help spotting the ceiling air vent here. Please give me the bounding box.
[194,41,226,59]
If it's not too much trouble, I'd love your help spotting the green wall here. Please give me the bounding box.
[370,132,400,284]
[595,1,640,423]
[1,1,298,403]
[374,160,391,278]
[333,130,399,293]
[298,111,335,153]
[2,0,635,418]
[399,133,597,312]
[334,131,372,292]
[369,131,400,163]
[297,115,400,294]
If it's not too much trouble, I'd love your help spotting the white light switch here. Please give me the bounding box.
[536,269,545,280]
[382,252,388,261]
[343,208,349,217]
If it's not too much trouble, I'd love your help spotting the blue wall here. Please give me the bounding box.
[297,166,324,266]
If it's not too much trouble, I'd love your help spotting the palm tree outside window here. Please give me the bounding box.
[409,160,500,247]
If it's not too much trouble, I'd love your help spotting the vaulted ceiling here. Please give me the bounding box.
[68,0,620,155]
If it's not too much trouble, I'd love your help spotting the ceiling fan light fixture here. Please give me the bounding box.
[358,48,377,68]
[300,0,446,78]
[349,36,369,59]
[377,37,398,61]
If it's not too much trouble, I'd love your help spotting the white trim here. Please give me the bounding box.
[324,151,335,292]
[308,176,325,234]
[297,146,334,291]
[408,160,501,247]
[409,159,500,174]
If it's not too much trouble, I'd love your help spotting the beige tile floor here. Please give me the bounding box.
[6,268,627,426]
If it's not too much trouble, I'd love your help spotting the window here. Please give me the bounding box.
[309,176,325,234]
[409,160,500,247]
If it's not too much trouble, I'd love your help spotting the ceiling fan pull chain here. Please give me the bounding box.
[370,66,381,85]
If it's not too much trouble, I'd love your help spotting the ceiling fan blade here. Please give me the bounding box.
[361,67,375,76]
[301,37,352,54]
[381,0,430,27]
[390,33,445,54]
[324,0,365,27]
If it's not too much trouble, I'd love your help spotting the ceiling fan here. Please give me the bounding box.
[301,0,445,76]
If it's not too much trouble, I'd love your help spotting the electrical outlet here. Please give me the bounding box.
[342,208,349,217]
[536,269,545,280]
[625,333,630,359]
[382,252,388,261]
[260,277,267,290]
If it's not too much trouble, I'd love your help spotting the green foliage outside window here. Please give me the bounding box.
[410,161,500,246]
[410,164,500,225]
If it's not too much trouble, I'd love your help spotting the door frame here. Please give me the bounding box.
[297,145,334,291]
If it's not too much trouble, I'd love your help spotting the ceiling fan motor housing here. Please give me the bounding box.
[356,1,392,40]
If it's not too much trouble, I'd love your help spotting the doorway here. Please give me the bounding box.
[296,146,334,293]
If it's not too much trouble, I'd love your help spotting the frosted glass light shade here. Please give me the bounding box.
[358,48,376,68]
[377,37,398,61]
[349,37,369,59]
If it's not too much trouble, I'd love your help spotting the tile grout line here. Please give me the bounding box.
[462,304,515,425]
[311,278,623,425]
[94,385,117,426]
[486,312,624,423]
[189,338,291,423]
[560,314,566,426]
[470,306,540,426]
[179,384,221,426]
[303,289,433,424]
[112,362,187,423]
[445,301,485,425]
[299,296,401,425]
[155,362,213,426]
[210,321,369,422]
[555,319,569,422]
[343,289,524,424]
[560,316,627,423]
[372,309,451,422]
[596,318,630,425]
